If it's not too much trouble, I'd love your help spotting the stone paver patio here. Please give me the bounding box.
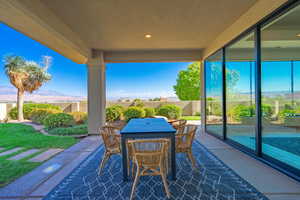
[8,149,40,161]
[29,149,64,162]
[0,147,23,157]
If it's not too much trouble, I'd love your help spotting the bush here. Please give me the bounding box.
[279,109,296,121]
[106,105,123,122]
[111,104,125,112]
[43,113,75,129]
[228,105,254,122]
[130,99,144,107]
[124,106,145,121]
[144,107,155,117]
[48,124,87,136]
[31,108,61,124]
[262,104,273,119]
[156,104,182,119]
[194,112,200,116]
[9,103,61,120]
[69,112,87,124]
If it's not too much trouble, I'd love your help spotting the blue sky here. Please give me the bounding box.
[0,23,190,99]
[1,22,298,100]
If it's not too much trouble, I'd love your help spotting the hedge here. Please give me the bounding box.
[31,108,61,124]
[9,103,61,120]
[48,124,88,136]
[156,104,181,119]
[124,106,145,121]
[43,113,75,129]
[106,105,123,122]
[144,107,155,117]
[68,112,87,124]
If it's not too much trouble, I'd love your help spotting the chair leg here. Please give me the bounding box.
[98,151,110,175]
[187,150,196,168]
[130,165,140,200]
[161,171,171,198]
[127,157,131,176]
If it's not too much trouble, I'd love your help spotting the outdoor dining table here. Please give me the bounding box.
[120,118,177,181]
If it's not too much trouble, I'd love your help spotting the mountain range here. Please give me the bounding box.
[0,85,85,102]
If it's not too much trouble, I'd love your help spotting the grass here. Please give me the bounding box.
[48,124,88,136]
[0,123,77,187]
[181,116,201,120]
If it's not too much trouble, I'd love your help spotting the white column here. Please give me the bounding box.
[87,52,106,134]
[200,60,206,132]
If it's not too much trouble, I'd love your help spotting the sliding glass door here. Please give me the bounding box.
[261,4,300,170]
[225,31,256,150]
[205,50,223,137]
[203,0,300,179]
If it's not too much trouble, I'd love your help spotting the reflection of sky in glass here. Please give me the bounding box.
[209,61,300,94]
[206,61,222,97]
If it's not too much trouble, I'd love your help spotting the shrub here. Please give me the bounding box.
[31,108,61,124]
[69,112,87,124]
[9,103,61,120]
[194,112,200,116]
[144,107,155,117]
[228,105,254,122]
[279,109,296,121]
[106,105,123,122]
[130,99,144,107]
[48,124,87,136]
[111,104,125,112]
[262,104,273,119]
[157,104,182,119]
[124,106,145,121]
[43,113,75,129]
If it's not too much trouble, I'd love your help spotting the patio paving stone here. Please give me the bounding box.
[29,149,64,162]
[8,149,40,161]
[0,147,23,157]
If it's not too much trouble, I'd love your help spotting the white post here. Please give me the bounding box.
[200,60,206,133]
[87,52,106,135]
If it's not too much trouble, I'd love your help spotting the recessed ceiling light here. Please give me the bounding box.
[145,34,152,38]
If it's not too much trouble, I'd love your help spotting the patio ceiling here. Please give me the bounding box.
[0,0,289,63]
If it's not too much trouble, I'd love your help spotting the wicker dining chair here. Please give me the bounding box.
[175,125,197,168]
[170,119,187,134]
[98,125,132,175]
[98,126,121,175]
[128,139,171,200]
[107,120,127,130]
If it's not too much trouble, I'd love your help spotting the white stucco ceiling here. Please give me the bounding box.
[40,0,257,51]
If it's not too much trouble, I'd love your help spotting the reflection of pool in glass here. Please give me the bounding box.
[262,137,300,156]
[230,134,300,170]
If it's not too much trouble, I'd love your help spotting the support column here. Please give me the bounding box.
[200,60,206,133]
[87,52,106,135]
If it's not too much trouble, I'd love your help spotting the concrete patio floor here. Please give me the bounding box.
[1,125,300,200]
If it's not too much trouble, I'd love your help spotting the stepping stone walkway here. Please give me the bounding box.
[8,149,40,161]
[29,148,64,162]
[0,147,23,157]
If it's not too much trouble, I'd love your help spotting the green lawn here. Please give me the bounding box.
[180,116,201,120]
[0,123,77,187]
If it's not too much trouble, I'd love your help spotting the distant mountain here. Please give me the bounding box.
[0,85,85,102]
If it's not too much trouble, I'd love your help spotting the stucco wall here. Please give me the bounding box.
[0,101,200,119]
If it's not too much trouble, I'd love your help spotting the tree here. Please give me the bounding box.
[173,62,201,100]
[4,55,52,121]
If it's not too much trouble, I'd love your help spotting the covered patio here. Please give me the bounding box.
[1,0,300,199]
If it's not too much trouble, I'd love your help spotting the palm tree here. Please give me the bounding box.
[4,55,52,121]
